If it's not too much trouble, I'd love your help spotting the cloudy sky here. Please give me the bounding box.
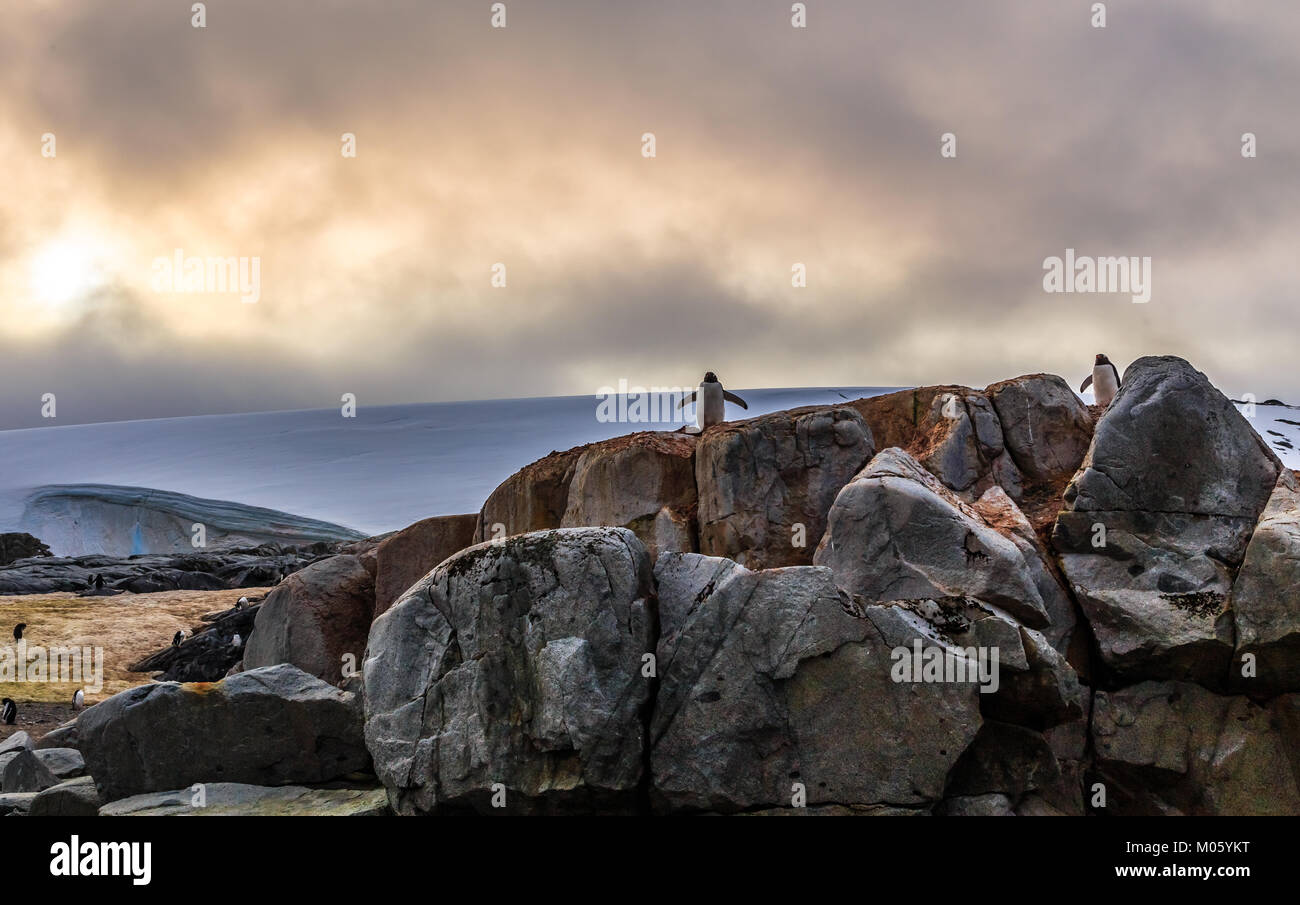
[1,0,1296,428]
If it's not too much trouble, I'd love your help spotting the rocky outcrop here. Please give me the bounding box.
[1053,356,1282,687]
[474,446,584,542]
[0,531,51,565]
[129,601,259,682]
[814,448,1054,631]
[1231,470,1300,693]
[100,783,388,816]
[1,748,60,793]
[364,528,656,814]
[1092,681,1300,815]
[650,553,982,813]
[243,554,374,684]
[29,776,101,816]
[77,664,369,802]
[373,514,477,617]
[0,543,336,595]
[562,432,698,560]
[695,406,874,569]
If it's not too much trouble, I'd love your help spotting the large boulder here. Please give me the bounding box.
[363,528,656,814]
[694,406,874,569]
[1,748,60,793]
[76,663,369,802]
[1092,681,1300,815]
[29,776,101,816]
[100,783,388,816]
[373,514,477,617]
[649,552,982,813]
[814,448,1052,631]
[985,374,1094,485]
[1053,357,1282,687]
[1231,471,1300,693]
[474,446,584,542]
[243,554,374,684]
[562,432,698,560]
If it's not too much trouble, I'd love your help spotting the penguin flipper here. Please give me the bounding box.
[1111,364,1122,387]
[1079,375,1093,392]
[677,390,697,409]
[723,391,748,409]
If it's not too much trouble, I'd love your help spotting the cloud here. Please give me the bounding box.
[2,0,1298,428]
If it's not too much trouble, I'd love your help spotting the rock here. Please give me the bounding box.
[849,387,1023,499]
[0,531,51,565]
[243,555,374,685]
[1092,681,1300,815]
[1231,470,1300,692]
[814,448,1051,629]
[936,793,1016,816]
[29,776,101,816]
[1054,356,1282,687]
[34,724,77,751]
[100,783,389,816]
[30,747,84,780]
[0,792,36,816]
[76,664,369,802]
[1,747,60,793]
[364,528,656,814]
[373,514,478,617]
[474,446,584,542]
[985,374,1094,484]
[695,406,874,569]
[128,603,258,682]
[562,432,698,561]
[650,552,982,813]
[943,721,1060,803]
[0,731,32,755]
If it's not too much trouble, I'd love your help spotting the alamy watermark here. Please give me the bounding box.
[0,640,104,692]
[1043,248,1151,303]
[151,248,261,304]
[890,639,1000,693]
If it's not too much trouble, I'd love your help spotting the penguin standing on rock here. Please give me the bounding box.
[235,596,249,611]
[1,698,16,725]
[13,623,25,641]
[1080,353,1122,408]
[172,629,189,647]
[679,372,748,431]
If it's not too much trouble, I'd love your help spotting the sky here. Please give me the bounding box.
[1,0,1297,428]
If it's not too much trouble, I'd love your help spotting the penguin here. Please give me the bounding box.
[73,689,85,710]
[235,596,249,611]
[172,629,189,647]
[232,633,242,648]
[12,623,25,641]
[1080,353,1122,407]
[678,372,748,430]
[93,574,105,590]
[1,698,15,725]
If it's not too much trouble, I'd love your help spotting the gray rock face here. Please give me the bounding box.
[1231,470,1300,693]
[0,731,32,756]
[474,447,584,542]
[986,374,1094,484]
[650,552,982,813]
[29,776,101,816]
[1092,681,1300,815]
[1054,356,1282,686]
[0,531,51,566]
[0,792,36,815]
[1,748,60,793]
[244,554,374,685]
[364,528,656,814]
[814,448,1051,630]
[77,663,369,802]
[100,783,388,816]
[373,514,478,617]
[562,432,698,561]
[129,602,259,682]
[694,406,874,570]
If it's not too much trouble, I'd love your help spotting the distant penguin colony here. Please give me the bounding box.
[679,371,748,431]
[1080,353,1122,408]
[73,689,85,710]
[12,623,25,641]
[1,698,15,725]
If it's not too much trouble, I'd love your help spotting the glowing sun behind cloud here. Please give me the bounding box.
[26,233,112,310]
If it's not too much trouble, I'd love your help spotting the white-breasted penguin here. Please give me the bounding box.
[172,629,189,647]
[73,689,85,710]
[1,698,15,725]
[232,633,243,648]
[678,371,748,431]
[1080,353,1122,407]
[236,596,249,610]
